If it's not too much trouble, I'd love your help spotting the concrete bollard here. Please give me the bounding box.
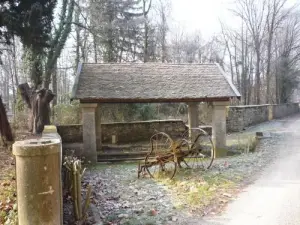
[13,138,62,225]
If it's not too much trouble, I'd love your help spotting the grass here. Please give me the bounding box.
[87,133,261,221]
[147,134,258,214]
[122,217,157,225]
[158,169,238,215]
[227,134,258,153]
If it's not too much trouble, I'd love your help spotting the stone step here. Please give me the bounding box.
[97,157,145,162]
[98,151,148,158]
[97,150,148,162]
[98,151,149,156]
[97,149,176,162]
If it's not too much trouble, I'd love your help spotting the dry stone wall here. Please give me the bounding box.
[101,120,187,143]
[227,103,299,132]
[57,124,82,143]
[57,120,187,144]
[57,103,299,143]
[226,105,269,132]
[273,103,299,119]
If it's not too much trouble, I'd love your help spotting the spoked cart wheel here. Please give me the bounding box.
[181,128,214,170]
[174,138,191,169]
[145,132,177,179]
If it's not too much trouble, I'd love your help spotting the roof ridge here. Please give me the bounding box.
[82,62,217,66]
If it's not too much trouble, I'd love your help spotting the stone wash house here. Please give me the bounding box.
[71,63,241,162]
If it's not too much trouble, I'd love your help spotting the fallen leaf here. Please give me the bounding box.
[2,182,10,187]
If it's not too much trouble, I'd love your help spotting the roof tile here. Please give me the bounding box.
[72,63,241,102]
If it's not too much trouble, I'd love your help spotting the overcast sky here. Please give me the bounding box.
[170,0,298,39]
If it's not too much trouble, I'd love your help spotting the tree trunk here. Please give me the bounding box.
[247,53,253,105]
[12,36,19,87]
[75,3,80,71]
[0,96,13,144]
[4,68,9,109]
[50,64,57,121]
[52,63,57,107]
[266,41,272,103]
[255,49,261,104]
[234,37,241,91]
[10,61,16,111]
[93,34,98,63]
[161,11,167,63]
[143,0,149,63]
[43,70,52,89]
[18,83,55,134]
[266,28,274,103]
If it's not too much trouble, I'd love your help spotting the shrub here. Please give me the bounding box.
[53,101,81,125]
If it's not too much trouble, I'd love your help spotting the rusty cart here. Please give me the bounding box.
[138,128,215,179]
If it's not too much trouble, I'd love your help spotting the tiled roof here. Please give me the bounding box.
[72,63,240,103]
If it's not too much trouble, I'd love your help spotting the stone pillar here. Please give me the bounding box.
[187,102,199,140]
[96,104,102,150]
[81,103,98,163]
[268,104,273,121]
[212,101,229,158]
[13,138,62,225]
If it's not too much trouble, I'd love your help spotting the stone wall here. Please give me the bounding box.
[227,103,299,132]
[57,124,83,143]
[57,103,299,143]
[57,120,187,144]
[273,103,299,119]
[226,105,269,132]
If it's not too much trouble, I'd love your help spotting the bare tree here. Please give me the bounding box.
[265,0,292,103]
[155,0,171,62]
[274,12,300,103]
[220,21,235,82]
[233,0,268,104]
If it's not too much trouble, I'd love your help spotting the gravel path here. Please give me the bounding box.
[203,116,300,225]
[84,115,299,225]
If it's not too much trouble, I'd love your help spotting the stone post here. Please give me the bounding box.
[42,126,63,225]
[187,102,199,140]
[212,101,229,158]
[81,103,98,163]
[268,104,273,121]
[96,104,102,150]
[13,138,62,225]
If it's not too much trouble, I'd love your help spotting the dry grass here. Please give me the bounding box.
[0,130,31,224]
[158,168,240,216]
[0,146,17,224]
